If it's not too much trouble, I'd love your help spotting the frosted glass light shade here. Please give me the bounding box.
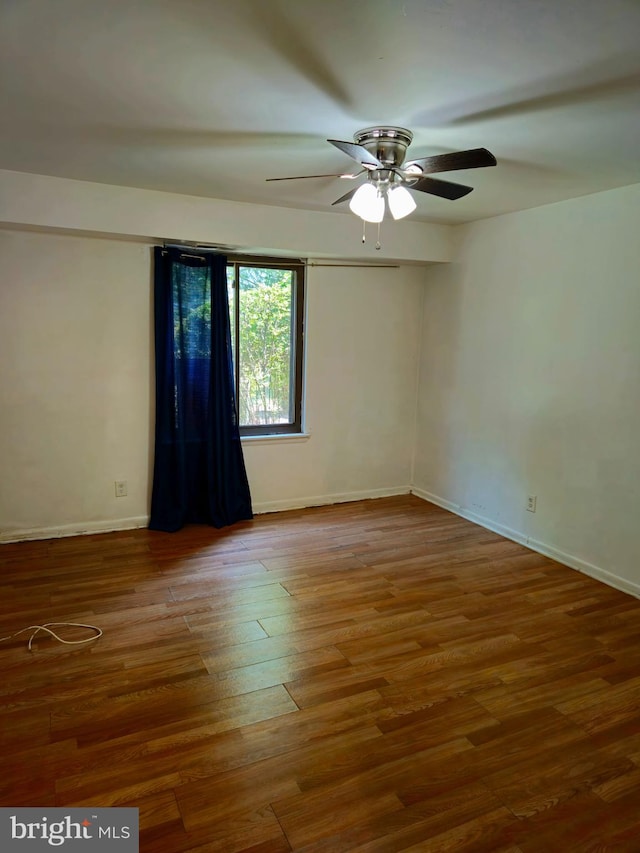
[349,183,385,223]
[388,185,417,220]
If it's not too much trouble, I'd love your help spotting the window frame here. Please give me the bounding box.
[226,254,305,437]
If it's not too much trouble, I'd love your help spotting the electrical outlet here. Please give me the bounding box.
[526,494,537,513]
[115,480,128,498]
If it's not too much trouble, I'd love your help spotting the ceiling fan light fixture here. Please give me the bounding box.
[349,182,385,223]
[387,185,417,220]
[267,128,496,232]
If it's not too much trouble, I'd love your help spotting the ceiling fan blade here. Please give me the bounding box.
[408,176,473,200]
[266,172,361,181]
[331,187,359,206]
[327,139,383,169]
[404,148,497,175]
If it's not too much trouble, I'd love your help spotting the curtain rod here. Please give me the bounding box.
[307,263,399,269]
[160,244,399,269]
[160,244,206,261]
[161,244,305,267]
[160,250,207,261]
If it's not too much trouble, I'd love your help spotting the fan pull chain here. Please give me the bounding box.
[360,220,383,249]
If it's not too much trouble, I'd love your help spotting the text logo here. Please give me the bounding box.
[0,808,138,851]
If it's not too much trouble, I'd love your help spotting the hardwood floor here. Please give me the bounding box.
[2,495,640,851]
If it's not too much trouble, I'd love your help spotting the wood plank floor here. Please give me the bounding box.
[2,495,640,851]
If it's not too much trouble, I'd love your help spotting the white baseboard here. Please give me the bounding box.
[411,487,640,600]
[411,487,529,547]
[0,488,412,544]
[0,516,150,544]
[9,487,636,602]
[252,485,411,515]
[524,536,640,600]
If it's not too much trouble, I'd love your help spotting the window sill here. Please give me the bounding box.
[241,432,311,445]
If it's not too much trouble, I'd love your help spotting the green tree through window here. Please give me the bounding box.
[227,258,304,435]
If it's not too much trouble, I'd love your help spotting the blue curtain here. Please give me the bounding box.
[149,247,253,532]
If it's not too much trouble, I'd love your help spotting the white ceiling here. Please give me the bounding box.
[2,0,640,225]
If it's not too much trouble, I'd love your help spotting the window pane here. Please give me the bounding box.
[238,266,293,427]
[226,265,236,369]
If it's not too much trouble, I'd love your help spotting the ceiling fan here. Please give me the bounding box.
[266,126,497,223]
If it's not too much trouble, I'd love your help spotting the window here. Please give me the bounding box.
[226,256,305,436]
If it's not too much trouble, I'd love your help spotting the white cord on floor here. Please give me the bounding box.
[0,622,103,651]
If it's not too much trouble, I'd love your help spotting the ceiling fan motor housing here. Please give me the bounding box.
[354,126,413,168]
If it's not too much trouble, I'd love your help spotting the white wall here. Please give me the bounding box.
[0,229,153,539]
[0,227,425,540]
[0,169,452,266]
[246,263,424,511]
[413,183,640,595]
